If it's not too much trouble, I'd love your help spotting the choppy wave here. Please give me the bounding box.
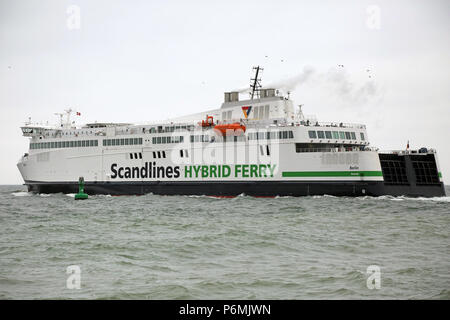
[1,184,449,299]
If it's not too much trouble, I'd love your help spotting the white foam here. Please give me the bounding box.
[406,196,450,203]
[96,194,112,198]
[11,192,32,197]
[356,195,450,202]
[311,194,337,199]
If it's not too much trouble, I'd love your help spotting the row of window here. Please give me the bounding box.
[308,130,365,141]
[129,151,167,159]
[153,151,166,159]
[130,152,143,159]
[144,125,195,134]
[103,138,143,146]
[31,130,364,151]
[295,143,365,153]
[260,145,270,156]
[129,147,272,160]
[190,135,212,143]
[247,131,294,140]
[180,149,189,158]
[30,140,98,149]
[152,136,184,144]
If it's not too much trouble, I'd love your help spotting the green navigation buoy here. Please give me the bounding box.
[74,176,88,200]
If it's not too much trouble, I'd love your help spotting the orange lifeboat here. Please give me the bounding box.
[199,115,214,127]
[213,123,246,136]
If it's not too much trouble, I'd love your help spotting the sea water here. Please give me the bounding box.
[0,185,449,299]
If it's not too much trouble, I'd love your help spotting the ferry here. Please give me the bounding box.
[17,67,446,197]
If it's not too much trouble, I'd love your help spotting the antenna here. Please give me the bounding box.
[64,108,74,128]
[250,66,263,100]
[54,112,64,127]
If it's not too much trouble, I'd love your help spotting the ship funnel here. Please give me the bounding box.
[224,92,239,103]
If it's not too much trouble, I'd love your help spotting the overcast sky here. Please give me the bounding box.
[0,0,449,184]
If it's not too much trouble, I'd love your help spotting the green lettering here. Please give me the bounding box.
[184,166,192,178]
[223,165,231,177]
[250,164,258,177]
[242,165,249,178]
[210,165,217,178]
[259,165,267,177]
[193,165,201,178]
[235,165,242,178]
[202,165,208,178]
[268,164,276,177]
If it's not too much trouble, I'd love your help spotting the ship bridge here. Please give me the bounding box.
[21,125,58,137]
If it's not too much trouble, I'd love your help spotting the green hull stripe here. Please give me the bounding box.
[282,171,383,177]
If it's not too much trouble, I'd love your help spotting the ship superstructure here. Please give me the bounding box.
[17,67,445,197]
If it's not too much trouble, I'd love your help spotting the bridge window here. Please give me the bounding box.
[345,132,351,139]
[360,132,365,140]
[317,131,325,139]
[351,132,356,140]
[308,130,317,139]
[339,132,345,139]
[332,131,339,139]
[325,131,332,139]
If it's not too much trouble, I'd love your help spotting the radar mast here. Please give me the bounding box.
[250,66,263,100]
